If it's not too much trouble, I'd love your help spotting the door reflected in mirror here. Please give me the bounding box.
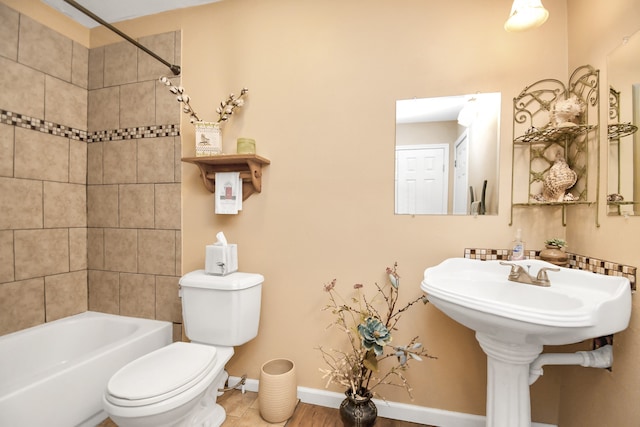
[608,29,640,216]
[395,93,501,215]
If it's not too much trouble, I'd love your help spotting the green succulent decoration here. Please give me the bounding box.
[544,238,567,248]
[318,263,435,400]
[358,317,391,356]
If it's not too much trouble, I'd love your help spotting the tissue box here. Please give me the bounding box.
[205,244,238,275]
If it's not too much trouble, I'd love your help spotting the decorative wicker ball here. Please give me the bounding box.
[543,157,577,202]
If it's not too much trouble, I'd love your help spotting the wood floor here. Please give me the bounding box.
[99,389,435,426]
[285,400,433,427]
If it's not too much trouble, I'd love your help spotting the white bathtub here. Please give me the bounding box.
[0,311,172,427]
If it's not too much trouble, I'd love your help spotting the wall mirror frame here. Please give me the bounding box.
[394,92,501,216]
[607,29,640,217]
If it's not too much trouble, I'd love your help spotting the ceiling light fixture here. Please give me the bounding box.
[504,0,549,32]
[457,97,478,127]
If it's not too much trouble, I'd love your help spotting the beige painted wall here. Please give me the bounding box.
[559,0,640,425]
[174,0,570,422]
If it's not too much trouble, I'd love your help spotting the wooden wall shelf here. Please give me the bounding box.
[181,154,270,200]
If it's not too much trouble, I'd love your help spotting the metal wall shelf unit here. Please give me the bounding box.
[509,65,600,227]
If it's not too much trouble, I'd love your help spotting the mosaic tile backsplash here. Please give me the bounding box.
[464,248,637,290]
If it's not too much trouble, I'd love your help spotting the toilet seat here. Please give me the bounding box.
[106,342,217,407]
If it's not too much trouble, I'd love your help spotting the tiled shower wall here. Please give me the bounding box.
[0,3,183,339]
[86,30,183,340]
[0,4,88,335]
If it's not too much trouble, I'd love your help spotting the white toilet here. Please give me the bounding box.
[103,270,263,427]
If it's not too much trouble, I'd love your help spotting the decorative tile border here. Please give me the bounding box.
[464,248,636,290]
[0,109,180,142]
[87,124,180,142]
[1,109,87,140]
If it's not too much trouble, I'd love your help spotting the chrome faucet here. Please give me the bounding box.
[499,262,560,287]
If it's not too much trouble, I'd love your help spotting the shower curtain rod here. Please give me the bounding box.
[63,0,181,75]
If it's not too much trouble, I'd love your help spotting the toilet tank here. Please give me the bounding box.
[179,270,263,346]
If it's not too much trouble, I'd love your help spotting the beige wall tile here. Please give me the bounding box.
[45,75,88,131]
[14,128,69,182]
[14,229,69,280]
[156,76,180,126]
[174,31,181,71]
[120,81,156,128]
[70,139,87,184]
[88,269,119,314]
[87,142,103,184]
[175,231,182,275]
[0,3,18,61]
[72,41,88,89]
[138,32,176,82]
[104,228,137,273]
[0,230,14,284]
[104,41,137,87]
[156,275,182,323]
[87,228,104,270]
[119,273,155,319]
[69,228,87,271]
[87,185,119,227]
[174,137,182,183]
[103,139,137,184]
[119,184,154,229]
[44,182,87,228]
[18,15,72,82]
[138,136,175,183]
[88,86,119,132]
[88,46,104,90]
[173,323,183,342]
[138,230,176,276]
[0,278,44,335]
[155,183,181,230]
[0,123,14,177]
[0,177,43,229]
[45,270,88,321]
[0,56,45,119]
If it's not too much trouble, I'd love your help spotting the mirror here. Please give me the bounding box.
[395,93,501,215]
[607,29,640,216]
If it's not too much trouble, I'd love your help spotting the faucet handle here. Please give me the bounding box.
[499,261,524,277]
[535,267,560,286]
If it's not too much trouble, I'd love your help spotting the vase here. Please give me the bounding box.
[540,245,568,266]
[258,359,297,423]
[339,389,377,427]
[195,121,222,157]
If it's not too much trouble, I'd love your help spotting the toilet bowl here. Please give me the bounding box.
[103,342,233,427]
[103,271,264,427]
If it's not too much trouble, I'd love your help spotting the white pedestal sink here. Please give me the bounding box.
[422,258,632,427]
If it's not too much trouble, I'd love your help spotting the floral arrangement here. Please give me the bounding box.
[551,95,584,126]
[544,238,567,248]
[158,76,248,125]
[318,263,434,401]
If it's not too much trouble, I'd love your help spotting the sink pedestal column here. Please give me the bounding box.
[476,333,543,427]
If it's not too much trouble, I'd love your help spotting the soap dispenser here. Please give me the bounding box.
[510,229,525,260]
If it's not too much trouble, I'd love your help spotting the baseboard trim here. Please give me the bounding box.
[228,376,557,427]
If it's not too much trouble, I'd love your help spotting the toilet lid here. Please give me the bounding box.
[107,342,217,406]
